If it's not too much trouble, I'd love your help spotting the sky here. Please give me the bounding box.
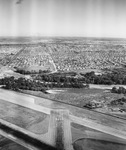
[0,0,126,38]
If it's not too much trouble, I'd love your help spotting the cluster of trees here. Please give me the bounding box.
[14,68,87,88]
[111,86,126,94]
[83,101,103,109]
[14,68,126,86]
[0,75,89,93]
[81,70,126,85]
[110,97,126,106]
[34,74,88,88]
[0,77,47,92]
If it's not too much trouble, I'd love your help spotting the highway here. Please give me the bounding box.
[1,88,126,144]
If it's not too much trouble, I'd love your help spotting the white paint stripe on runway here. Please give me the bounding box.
[0,91,51,115]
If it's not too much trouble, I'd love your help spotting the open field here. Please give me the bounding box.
[21,87,126,118]
[54,90,126,118]
[0,69,29,79]
[21,88,107,106]
[49,88,123,106]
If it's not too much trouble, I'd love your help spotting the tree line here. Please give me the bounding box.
[111,86,126,94]
[33,73,88,88]
[14,68,89,88]
[110,97,126,106]
[14,68,126,86]
[80,70,126,85]
[0,77,47,92]
[16,68,126,85]
[0,76,88,93]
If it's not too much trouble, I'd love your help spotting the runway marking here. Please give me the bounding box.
[48,109,73,150]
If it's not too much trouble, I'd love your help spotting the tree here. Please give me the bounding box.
[118,87,126,94]
[111,86,117,93]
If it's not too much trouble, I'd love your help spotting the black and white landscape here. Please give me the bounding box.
[0,0,126,150]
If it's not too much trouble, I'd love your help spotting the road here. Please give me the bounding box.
[48,109,73,150]
[48,110,57,146]
[62,110,73,150]
[1,88,126,142]
[7,47,26,67]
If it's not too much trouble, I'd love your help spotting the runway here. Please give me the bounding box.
[0,88,126,147]
[48,109,73,150]
[0,118,56,150]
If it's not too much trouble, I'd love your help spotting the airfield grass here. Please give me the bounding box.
[53,88,123,107]
[22,88,124,110]
[0,99,49,134]
[71,122,126,150]
[21,87,126,119]
[22,88,105,106]
[27,115,49,134]
[73,138,126,150]
[71,122,99,132]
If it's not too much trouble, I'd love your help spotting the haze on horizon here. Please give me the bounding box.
[0,0,126,38]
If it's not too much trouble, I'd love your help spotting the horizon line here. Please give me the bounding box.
[0,35,126,40]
